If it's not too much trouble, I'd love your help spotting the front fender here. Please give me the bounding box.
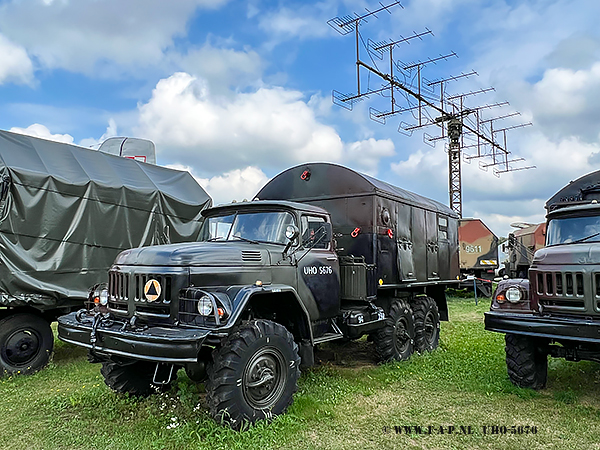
[230,284,314,343]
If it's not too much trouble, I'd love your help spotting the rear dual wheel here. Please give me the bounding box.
[372,299,415,362]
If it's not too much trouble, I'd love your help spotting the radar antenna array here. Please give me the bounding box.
[328,2,533,217]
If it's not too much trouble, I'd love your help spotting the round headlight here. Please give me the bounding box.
[197,295,214,316]
[99,289,109,306]
[285,225,299,240]
[506,287,522,303]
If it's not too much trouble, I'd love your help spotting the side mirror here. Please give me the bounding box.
[283,225,300,256]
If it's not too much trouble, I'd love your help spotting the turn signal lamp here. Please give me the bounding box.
[496,293,506,303]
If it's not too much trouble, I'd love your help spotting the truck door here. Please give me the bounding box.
[397,204,416,281]
[296,214,340,319]
[425,211,440,280]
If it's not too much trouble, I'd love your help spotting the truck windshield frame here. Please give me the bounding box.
[546,214,600,246]
[200,211,297,245]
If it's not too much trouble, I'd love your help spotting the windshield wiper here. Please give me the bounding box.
[571,231,600,244]
[231,235,259,244]
[207,237,225,241]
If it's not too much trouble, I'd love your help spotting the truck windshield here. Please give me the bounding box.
[547,215,600,245]
[201,211,296,245]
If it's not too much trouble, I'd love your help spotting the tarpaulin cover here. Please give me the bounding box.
[0,130,211,308]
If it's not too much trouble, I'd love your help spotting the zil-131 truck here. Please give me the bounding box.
[58,162,460,428]
[486,169,600,389]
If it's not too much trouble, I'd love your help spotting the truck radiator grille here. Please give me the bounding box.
[536,271,585,310]
[133,274,172,303]
[108,271,129,312]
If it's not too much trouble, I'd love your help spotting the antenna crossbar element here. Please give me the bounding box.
[447,87,494,101]
[491,122,533,134]
[480,111,520,124]
[403,52,457,70]
[369,29,433,59]
[427,70,477,87]
[327,1,402,34]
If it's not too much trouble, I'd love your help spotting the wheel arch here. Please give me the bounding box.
[237,290,313,345]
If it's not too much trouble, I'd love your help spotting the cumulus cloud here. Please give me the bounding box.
[135,72,396,177]
[9,123,74,144]
[135,72,344,173]
[0,34,34,85]
[166,164,269,204]
[172,43,263,94]
[0,0,229,76]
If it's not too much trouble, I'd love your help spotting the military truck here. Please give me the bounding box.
[485,169,600,389]
[458,218,498,297]
[502,222,546,278]
[58,162,460,428]
[0,130,210,375]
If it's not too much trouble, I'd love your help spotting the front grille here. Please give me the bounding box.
[241,250,262,262]
[108,271,129,313]
[133,274,172,303]
[536,270,586,311]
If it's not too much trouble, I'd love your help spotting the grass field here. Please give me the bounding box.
[2,296,600,450]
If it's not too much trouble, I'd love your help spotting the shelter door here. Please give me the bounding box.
[425,211,440,280]
[396,205,416,281]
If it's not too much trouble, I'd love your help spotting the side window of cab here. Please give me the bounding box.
[300,215,330,250]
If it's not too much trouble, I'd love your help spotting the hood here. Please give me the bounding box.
[533,243,600,266]
[113,242,271,267]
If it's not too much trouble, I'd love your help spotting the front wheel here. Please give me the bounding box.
[0,313,53,376]
[206,319,300,429]
[372,299,414,362]
[505,334,548,389]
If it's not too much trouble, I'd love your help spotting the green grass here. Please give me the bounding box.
[2,297,600,449]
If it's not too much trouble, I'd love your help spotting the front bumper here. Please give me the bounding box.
[58,312,220,363]
[484,310,600,344]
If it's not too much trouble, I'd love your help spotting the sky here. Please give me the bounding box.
[1,0,599,238]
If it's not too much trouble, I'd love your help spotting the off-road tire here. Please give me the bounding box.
[0,313,53,376]
[505,334,548,390]
[206,319,300,430]
[372,299,414,362]
[412,296,440,353]
[101,360,176,396]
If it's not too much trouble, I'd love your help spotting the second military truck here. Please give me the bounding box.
[58,163,460,428]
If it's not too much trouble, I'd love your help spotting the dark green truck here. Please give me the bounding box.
[58,163,461,428]
[486,169,600,388]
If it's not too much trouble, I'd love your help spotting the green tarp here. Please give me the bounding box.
[0,130,211,307]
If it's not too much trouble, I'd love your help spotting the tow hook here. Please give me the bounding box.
[153,363,175,385]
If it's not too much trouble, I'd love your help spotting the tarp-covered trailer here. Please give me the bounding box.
[255,162,460,319]
[0,130,211,375]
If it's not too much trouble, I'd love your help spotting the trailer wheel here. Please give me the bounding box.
[206,319,300,430]
[101,360,175,396]
[505,334,548,390]
[372,299,414,362]
[412,296,440,353]
[0,313,53,376]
